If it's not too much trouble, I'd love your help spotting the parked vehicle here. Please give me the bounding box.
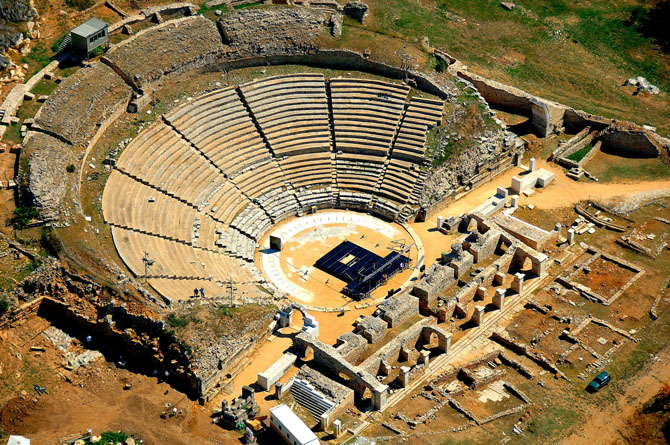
[587,371,611,392]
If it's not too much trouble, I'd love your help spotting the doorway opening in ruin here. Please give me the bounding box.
[303,345,314,361]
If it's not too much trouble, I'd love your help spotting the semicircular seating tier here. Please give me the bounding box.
[102,74,443,302]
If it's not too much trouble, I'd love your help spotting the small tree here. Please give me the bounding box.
[11,206,40,229]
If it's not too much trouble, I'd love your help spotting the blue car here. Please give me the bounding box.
[587,371,611,392]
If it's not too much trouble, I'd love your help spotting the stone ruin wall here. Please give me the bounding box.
[359,318,432,375]
[0,259,202,396]
[195,310,276,401]
[0,257,275,401]
[457,67,670,161]
[107,2,198,34]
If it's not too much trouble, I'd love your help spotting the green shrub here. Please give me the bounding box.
[567,144,593,162]
[434,55,448,73]
[11,206,40,229]
[65,0,94,10]
[167,313,190,328]
[85,431,134,445]
[66,164,76,173]
[0,299,9,313]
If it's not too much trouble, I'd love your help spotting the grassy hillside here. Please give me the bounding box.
[335,0,670,134]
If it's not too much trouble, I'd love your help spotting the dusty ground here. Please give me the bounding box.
[562,347,670,445]
[0,315,239,444]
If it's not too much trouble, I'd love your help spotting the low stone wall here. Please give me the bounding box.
[600,124,664,158]
[0,297,43,330]
[210,48,457,100]
[457,69,565,136]
[107,2,197,34]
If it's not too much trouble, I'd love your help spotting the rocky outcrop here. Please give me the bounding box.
[22,131,75,220]
[343,1,368,23]
[0,29,22,53]
[0,0,37,23]
[217,8,326,59]
[421,129,520,209]
[0,0,36,71]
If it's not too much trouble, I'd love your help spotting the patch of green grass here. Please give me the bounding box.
[2,123,22,144]
[505,61,545,83]
[199,2,229,16]
[565,5,668,91]
[166,311,201,329]
[585,151,670,183]
[21,43,52,74]
[526,406,580,440]
[30,79,58,97]
[598,162,669,183]
[167,313,190,328]
[59,66,78,78]
[51,34,68,54]
[566,143,593,162]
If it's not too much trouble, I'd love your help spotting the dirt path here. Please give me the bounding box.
[527,161,670,210]
[561,347,670,445]
[421,160,670,222]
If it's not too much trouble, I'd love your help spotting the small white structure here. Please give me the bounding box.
[257,352,298,391]
[7,436,31,445]
[270,404,320,445]
[511,168,555,195]
[301,314,319,337]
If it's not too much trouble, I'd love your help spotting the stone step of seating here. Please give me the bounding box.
[231,160,290,201]
[338,191,373,209]
[164,87,275,178]
[372,197,403,220]
[205,181,252,225]
[290,379,335,419]
[240,74,332,160]
[116,121,226,208]
[330,78,410,157]
[295,188,334,206]
[103,170,198,244]
[391,97,443,162]
[113,227,257,283]
[147,277,229,301]
[377,161,423,204]
[231,202,273,240]
[255,188,299,223]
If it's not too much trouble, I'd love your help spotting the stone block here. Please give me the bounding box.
[257,352,297,391]
[493,288,505,309]
[511,272,524,294]
[472,305,485,326]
